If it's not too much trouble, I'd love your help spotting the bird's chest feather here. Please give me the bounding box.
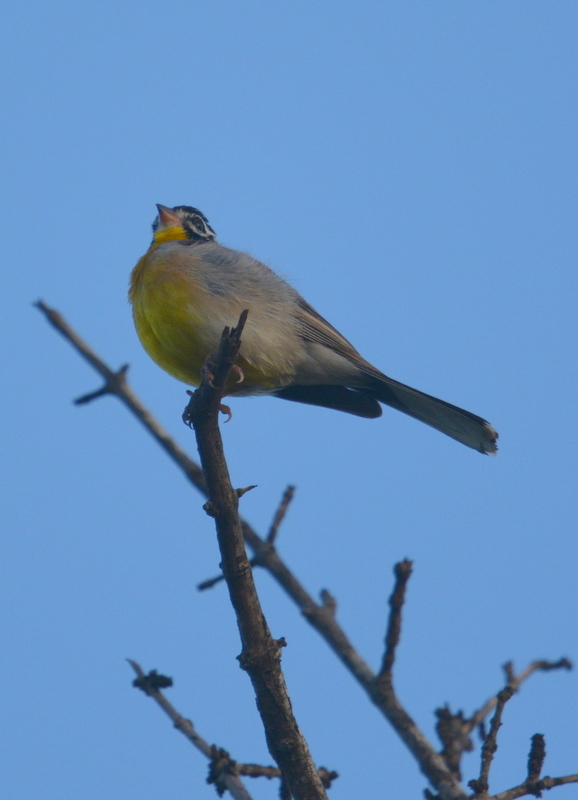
[129,253,214,383]
[129,247,302,390]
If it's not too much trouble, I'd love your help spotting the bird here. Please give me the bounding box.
[129,204,498,454]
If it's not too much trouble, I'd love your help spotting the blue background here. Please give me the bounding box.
[2,2,577,798]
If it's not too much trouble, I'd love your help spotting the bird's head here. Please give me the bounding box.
[151,204,216,247]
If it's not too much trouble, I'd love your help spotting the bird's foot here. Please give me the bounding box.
[182,390,195,427]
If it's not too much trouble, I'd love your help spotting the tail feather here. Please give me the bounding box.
[273,376,498,454]
[365,375,498,454]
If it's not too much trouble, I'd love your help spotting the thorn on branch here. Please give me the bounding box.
[320,589,337,615]
[236,485,258,499]
[318,767,339,789]
[237,636,286,672]
[203,500,217,517]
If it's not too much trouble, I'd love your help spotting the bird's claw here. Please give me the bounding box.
[231,364,244,384]
[219,403,233,422]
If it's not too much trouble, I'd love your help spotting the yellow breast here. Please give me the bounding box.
[129,242,281,391]
[130,248,211,384]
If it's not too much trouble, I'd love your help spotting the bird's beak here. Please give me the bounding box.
[156,204,182,228]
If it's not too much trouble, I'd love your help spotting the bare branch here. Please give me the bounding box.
[35,305,485,800]
[267,485,296,543]
[127,660,254,800]
[469,685,515,797]
[435,659,573,780]
[377,559,413,683]
[492,773,578,800]
[435,707,473,780]
[185,312,328,800]
[469,660,572,734]
[207,746,282,789]
[526,734,546,784]
[198,485,294,590]
[488,732,578,800]
[35,300,208,492]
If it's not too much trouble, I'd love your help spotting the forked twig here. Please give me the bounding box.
[127,660,254,800]
[198,485,295,591]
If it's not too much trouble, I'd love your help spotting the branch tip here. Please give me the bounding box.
[527,733,546,784]
[266,485,296,543]
[377,559,414,682]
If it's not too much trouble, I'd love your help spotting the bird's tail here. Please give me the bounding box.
[364,374,498,454]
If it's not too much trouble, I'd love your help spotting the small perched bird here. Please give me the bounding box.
[129,205,498,454]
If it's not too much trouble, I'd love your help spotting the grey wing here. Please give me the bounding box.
[294,297,381,377]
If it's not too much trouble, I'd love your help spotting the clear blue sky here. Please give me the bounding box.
[2,2,577,798]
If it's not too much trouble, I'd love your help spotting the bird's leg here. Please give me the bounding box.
[182,355,238,426]
[216,365,243,421]
[182,389,233,425]
[200,354,217,387]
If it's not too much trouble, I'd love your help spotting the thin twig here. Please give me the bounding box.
[435,706,473,780]
[526,734,546,784]
[492,773,578,800]
[198,484,295,590]
[434,659,572,780]
[487,732,577,800]
[36,300,207,492]
[469,660,572,734]
[197,558,257,592]
[469,685,515,796]
[267,486,295,543]
[377,560,413,683]
[127,660,254,800]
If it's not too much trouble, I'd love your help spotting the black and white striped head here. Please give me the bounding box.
[152,204,217,244]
